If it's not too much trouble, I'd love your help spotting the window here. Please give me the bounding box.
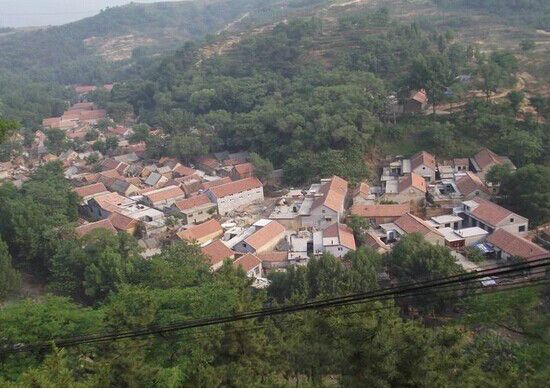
[510,218,514,223]
[519,225,526,232]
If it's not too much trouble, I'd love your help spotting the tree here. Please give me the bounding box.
[168,134,208,164]
[485,162,513,185]
[499,164,550,227]
[0,118,18,145]
[45,128,68,154]
[507,91,524,113]
[49,230,140,304]
[520,39,536,52]
[249,152,273,184]
[496,130,542,166]
[478,61,502,101]
[0,238,20,299]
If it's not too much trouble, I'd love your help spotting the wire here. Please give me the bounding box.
[2,257,547,353]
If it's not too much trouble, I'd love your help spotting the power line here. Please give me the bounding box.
[2,256,548,354]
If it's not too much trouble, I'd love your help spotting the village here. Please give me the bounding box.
[0,86,548,289]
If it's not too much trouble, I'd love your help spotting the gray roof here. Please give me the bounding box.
[145,172,162,186]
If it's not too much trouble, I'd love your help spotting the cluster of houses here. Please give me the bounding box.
[1,93,548,288]
[350,148,548,264]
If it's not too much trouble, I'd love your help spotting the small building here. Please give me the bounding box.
[177,219,223,245]
[410,151,437,183]
[394,213,445,246]
[319,222,356,258]
[195,156,220,175]
[384,172,426,204]
[75,219,117,237]
[108,211,139,235]
[471,148,516,182]
[233,221,286,254]
[455,171,490,200]
[458,197,528,237]
[352,182,375,205]
[301,176,348,230]
[404,89,428,113]
[171,194,216,225]
[430,215,463,230]
[487,229,548,261]
[201,239,235,271]
[231,162,254,180]
[350,203,410,226]
[206,177,264,215]
[233,253,263,279]
[143,185,186,209]
[439,227,465,249]
[73,182,110,203]
[454,227,489,246]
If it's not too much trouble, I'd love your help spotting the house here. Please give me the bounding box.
[393,213,445,245]
[404,89,428,113]
[487,229,548,261]
[75,219,117,237]
[352,182,375,205]
[108,211,139,235]
[173,164,197,178]
[365,231,391,254]
[437,165,454,180]
[100,159,129,176]
[231,162,254,180]
[177,219,223,245]
[471,148,516,181]
[410,151,437,183]
[85,192,134,220]
[301,176,348,230]
[233,253,263,279]
[233,221,286,254]
[180,175,203,197]
[201,239,235,271]
[454,227,489,246]
[455,171,490,200]
[430,215,463,230]
[200,177,232,191]
[257,251,290,271]
[458,197,528,236]
[444,158,469,173]
[74,182,110,202]
[143,185,186,209]
[109,126,134,138]
[318,222,356,258]
[195,156,220,175]
[100,177,140,197]
[206,177,264,215]
[171,194,216,225]
[384,172,426,204]
[350,203,411,226]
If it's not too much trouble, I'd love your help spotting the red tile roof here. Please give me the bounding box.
[201,240,235,267]
[173,164,196,177]
[411,89,428,104]
[208,177,262,198]
[474,148,503,171]
[469,197,517,227]
[256,251,289,263]
[233,253,262,273]
[395,213,443,237]
[243,221,286,250]
[144,185,185,204]
[398,172,427,193]
[487,229,548,260]
[410,150,436,171]
[351,203,410,218]
[312,176,348,213]
[174,194,213,212]
[201,177,232,190]
[177,219,223,242]
[74,182,108,199]
[456,172,488,197]
[108,212,138,231]
[323,222,356,250]
[353,182,370,197]
[233,162,254,178]
[75,219,116,237]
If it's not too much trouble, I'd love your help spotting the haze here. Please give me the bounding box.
[0,0,163,28]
